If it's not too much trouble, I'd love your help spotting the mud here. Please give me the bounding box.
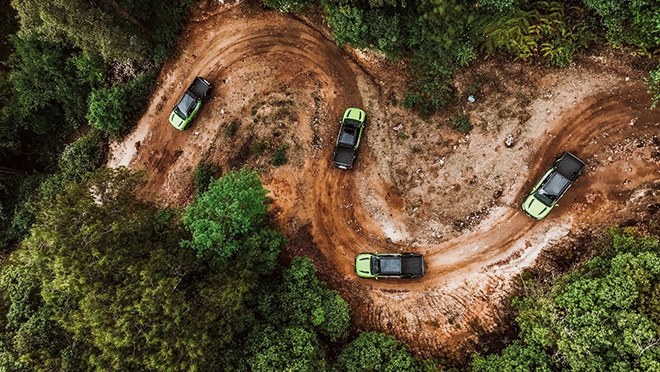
[109,1,660,358]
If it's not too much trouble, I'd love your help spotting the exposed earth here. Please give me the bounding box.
[109,1,660,359]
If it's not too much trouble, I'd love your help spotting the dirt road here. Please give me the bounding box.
[109,2,660,358]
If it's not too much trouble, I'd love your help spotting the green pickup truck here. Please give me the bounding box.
[333,108,366,170]
[355,253,425,279]
[522,152,585,220]
[169,77,211,130]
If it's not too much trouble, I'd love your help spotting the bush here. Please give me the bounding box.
[183,168,275,264]
[646,67,660,109]
[194,161,221,194]
[451,114,473,133]
[323,2,369,49]
[87,85,124,134]
[271,144,288,166]
[472,230,660,371]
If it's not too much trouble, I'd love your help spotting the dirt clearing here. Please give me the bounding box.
[109,1,660,358]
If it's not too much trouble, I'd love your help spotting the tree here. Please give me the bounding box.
[262,0,311,13]
[12,0,151,61]
[278,257,350,342]
[334,332,420,372]
[0,169,261,370]
[183,168,278,264]
[246,325,326,371]
[472,229,660,371]
[57,130,107,180]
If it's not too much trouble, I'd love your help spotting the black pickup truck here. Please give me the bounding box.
[355,253,425,279]
[168,77,211,130]
[333,108,366,170]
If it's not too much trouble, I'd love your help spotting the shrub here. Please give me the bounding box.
[271,144,288,166]
[334,332,419,371]
[646,67,660,109]
[451,114,472,133]
[323,2,369,48]
[224,118,241,138]
[87,85,124,134]
[194,161,221,194]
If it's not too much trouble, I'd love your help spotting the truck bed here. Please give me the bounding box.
[189,77,211,99]
[556,152,585,181]
[401,255,424,277]
[333,146,356,168]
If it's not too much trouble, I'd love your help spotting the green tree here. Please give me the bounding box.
[12,0,151,61]
[57,130,107,180]
[262,0,311,13]
[582,0,660,54]
[0,169,261,370]
[86,72,155,136]
[334,332,420,372]
[246,325,326,372]
[472,229,660,371]
[183,168,274,263]
[278,257,350,342]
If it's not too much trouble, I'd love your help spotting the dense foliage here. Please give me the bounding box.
[472,229,660,371]
[335,332,422,371]
[269,0,660,114]
[0,0,191,251]
[0,168,422,370]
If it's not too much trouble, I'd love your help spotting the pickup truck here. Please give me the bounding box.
[169,77,211,130]
[355,253,425,279]
[333,108,366,169]
[522,152,585,220]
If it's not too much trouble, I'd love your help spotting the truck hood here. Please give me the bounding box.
[343,108,366,123]
[355,254,374,278]
[522,194,552,220]
[169,110,186,130]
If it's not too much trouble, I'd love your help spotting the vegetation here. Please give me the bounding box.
[472,229,660,371]
[0,168,422,370]
[0,0,191,252]
[335,332,422,371]
[303,0,659,115]
[451,114,473,133]
[271,144,289,166]
[193,161,222,194]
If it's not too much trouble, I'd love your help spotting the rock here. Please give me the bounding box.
[505,134,515,148]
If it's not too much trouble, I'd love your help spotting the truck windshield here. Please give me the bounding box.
[371,256,380,274]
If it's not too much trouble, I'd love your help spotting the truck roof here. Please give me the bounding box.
[539,172,571,201]
[379,257,403,275]
[175,92,197,118]
[556,152,585,181]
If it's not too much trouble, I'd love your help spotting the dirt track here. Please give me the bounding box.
[109,2,660,358]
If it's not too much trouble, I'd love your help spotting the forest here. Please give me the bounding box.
[0,0,658,370]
